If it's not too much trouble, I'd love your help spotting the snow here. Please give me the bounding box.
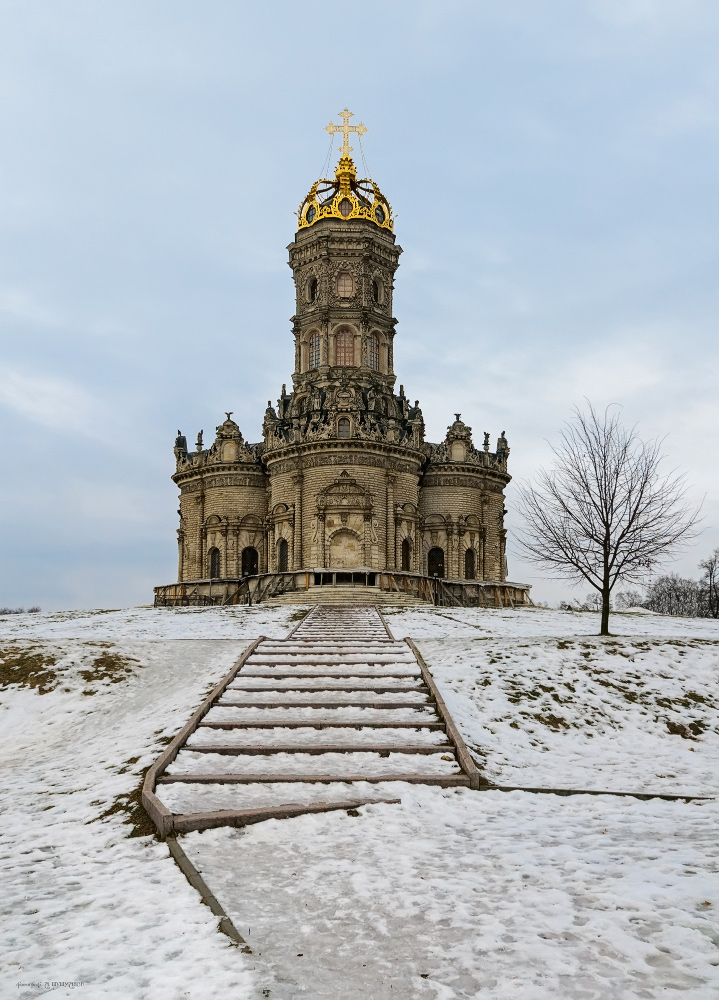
[188,724,449,748]
[3,604,718,998]
[206,704,435,722]
[218,687,428,703]
[168,749,461,777]
[0,633,256,999]
[183,789,719,999]
[159,779,414,814]
[0,604,301,641]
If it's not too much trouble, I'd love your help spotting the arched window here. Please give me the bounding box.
[241,546,258,577]
[368,333,380,371]
[208,547,221,579]
[464,548,476,580]
[428,547,445,578]
[401,538,411,571]
[277,538,289,573]
[337,417,351,439]
[308,332,321,370]
[336,272,353,297]
[334,327,355,366]
[308,277,318,302]
[371,279,380,303]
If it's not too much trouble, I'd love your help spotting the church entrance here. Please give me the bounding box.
[277,538,288,572]
[329,529,361,568]
[428,547,445,578]
[401,538,411,571]
[241,546,259,577]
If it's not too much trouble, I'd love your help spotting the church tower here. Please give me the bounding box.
[164,110,525,604]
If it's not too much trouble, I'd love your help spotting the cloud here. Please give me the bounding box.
[0,369,102,436]
[65,480,157,526]
[589,0,704,29]
[0,287,62,328]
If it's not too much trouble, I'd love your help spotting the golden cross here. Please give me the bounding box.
[324,108,367,158]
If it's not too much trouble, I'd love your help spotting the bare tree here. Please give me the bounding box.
[644,574,702,617]
[699,548,719,619]
[516,403,701,635]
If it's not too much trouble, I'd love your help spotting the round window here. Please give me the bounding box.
[306,204,316,223]
[338,198,352,218]
[375,205,385,224]
[336,272,353,297]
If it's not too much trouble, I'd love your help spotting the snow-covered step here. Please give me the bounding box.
[218,694,430,706]
[158,780,446,814]
[208,705,435,722]
[188,726,450,747]
[168,749,461,777]
[143,605,481,837]
[225,676,424,691]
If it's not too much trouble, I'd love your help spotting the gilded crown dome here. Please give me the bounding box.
[297,109,393,232]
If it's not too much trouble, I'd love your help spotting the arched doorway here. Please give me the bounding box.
[401,538,411,571]
[428,547,445,578]
[208,547,221,579]
[329,529,361,568]
[464,548,476,580]
[241,546,259,577]
[277,537,289,573]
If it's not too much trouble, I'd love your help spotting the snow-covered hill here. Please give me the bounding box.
[2,605,717,999]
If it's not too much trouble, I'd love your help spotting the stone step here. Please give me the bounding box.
[218,700,431,709]
[180,744,452,756]
[143,607,481,837]
[158,773,467,785]
[261,587,427,607]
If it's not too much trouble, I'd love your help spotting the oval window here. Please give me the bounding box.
[306,204,316,223]
[339,198,352,218]
[375,205,385,224]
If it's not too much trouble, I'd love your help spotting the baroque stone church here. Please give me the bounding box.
[167,112,523,600]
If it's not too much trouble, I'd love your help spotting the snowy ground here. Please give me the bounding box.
[2,604,718,998]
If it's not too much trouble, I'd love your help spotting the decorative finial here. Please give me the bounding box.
[455,413,461,422]
[225,411,233,421]
[196,430,203,452]
[325,108,367,158]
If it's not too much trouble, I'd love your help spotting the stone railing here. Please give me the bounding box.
[154,570,532,609]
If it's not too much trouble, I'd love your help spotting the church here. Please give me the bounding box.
[156,112,530,607]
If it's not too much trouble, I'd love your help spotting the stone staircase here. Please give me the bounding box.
[261,585,427,607]
[142,606,480,836]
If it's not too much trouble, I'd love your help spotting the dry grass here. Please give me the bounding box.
[0,644,59,694]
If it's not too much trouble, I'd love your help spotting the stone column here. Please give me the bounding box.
[177,529,184,581]
[446,519,456,579]
[196,491,205,579]
[318,513,326,567]
[293,475,303,569]
[385,474,395,569]
[363,513,372,567]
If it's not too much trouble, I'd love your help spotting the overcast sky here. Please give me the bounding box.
[1,0,718,610]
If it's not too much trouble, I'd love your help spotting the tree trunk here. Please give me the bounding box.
[600,585,611,635]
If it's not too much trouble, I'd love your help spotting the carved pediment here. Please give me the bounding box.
[317,470,374,513]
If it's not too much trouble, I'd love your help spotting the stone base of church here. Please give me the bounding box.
[153,570,532,609]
